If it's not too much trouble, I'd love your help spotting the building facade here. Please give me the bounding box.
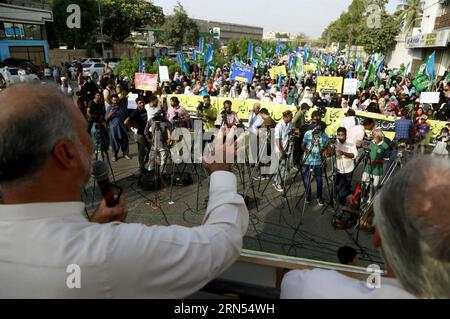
[0,0,53,65]
[193,19,263,45]
[387,0,450,77]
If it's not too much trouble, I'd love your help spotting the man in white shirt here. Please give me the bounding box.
[273,110,293,192]
[340,109,357,132]
[247,102,264,164]
[347,122,366,148]
[335,127,358,205]
[0,84,249,298]
[282,156,450,299]
[145,95,161,122]
[247,102,264,134]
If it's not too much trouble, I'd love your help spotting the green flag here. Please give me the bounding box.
[413,56,431,92]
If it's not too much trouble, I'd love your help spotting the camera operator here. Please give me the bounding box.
[291,104,310,167]
[295,110,322,167]
[196,95,217,131]
[273,110,293,192]
[302,121,330,206]
[144,109,171,174]
[167,97,190,128]
[362,130,389,193]
[124,98,149,173]
[335,127,358,205]
[215,100,239,129]
[145,95,161,122]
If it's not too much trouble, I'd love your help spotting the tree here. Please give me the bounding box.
[158,2,199,50]
[356,12,402,54]
[396,0,423,35]
[100,0,164,42]
[46,0,98,49]
[227,39,239,57]
[275,33,290,39]
[321,0,402,54]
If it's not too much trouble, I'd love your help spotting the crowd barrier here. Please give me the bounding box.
[168,95,449,145]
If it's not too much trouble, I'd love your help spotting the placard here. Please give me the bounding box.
[420,92,441,104]
[317,76,343,94]
[158,66,170,82]
[343,79,358,95]
[231,64,254,84]
[135,73,158,92]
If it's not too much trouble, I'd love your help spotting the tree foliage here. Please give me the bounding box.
[100,0,165,42]
[321,0,401,54]
[157,2,199,49]
[396,0,423,35]
[46,0,98,49]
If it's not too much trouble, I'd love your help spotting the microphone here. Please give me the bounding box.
[92,160,117,208]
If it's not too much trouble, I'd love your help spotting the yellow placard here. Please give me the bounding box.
[317,76,343,94]
[304,64,317,72]
[269,66,287,80]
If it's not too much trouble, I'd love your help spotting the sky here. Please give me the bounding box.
[152,0,401,39]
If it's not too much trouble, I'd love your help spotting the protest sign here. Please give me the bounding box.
[420,92,440,104]
[159,66,170,82]
[269,66,287,80]
[135,73,158,92]
[231,64,254,84]
[343,79,358,95]
[317,76,343,94]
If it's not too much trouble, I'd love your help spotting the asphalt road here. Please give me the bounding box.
[82,135,384,268]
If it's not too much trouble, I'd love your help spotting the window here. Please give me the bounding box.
[94,63,104,68]
[4,23,15,38]
[13,24,25,39]
[1,23,41,40]
[24,24,42,40]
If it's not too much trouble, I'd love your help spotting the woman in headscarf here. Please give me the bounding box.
[173,72,180,84]
[274,92,287,105]
[230,82,239,99]
[239,86,249,99]
[184,86,193,95]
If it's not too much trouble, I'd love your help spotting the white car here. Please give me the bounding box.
[82,62,106,79]
[0,67,40,85]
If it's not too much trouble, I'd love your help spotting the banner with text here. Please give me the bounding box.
[135,73,158,92]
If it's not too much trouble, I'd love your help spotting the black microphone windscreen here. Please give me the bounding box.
[92,160,109,182]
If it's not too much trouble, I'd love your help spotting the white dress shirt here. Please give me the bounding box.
[0,171,248,299]
[335,139,358,174]
[348,125,366,148]
[281,269,416,299]
[247,113,264,134]
[274,120,292,154]
[145,104,161,121]
[340,116,357,132]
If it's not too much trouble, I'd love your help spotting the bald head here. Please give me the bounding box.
[0,83,80,186]
[374,156,450,298]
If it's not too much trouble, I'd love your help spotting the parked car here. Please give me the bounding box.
[1,58,42,78]
[0,67,40,85]
[82,62,106,79]
[81,58,105,64]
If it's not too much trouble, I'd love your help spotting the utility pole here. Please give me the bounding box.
[97,0,105,58]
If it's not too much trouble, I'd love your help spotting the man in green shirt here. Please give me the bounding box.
[197,95,217,132]
[363,130,389,191]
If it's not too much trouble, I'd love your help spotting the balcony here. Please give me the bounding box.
[435,12,450,30]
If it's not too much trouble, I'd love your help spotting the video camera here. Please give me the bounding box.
[197,101,206,114]
[153,109,165,122]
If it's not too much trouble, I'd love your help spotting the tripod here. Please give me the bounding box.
[90,123,116,207]
[319,142,340,215]
[351,148,376,243]
[147,120,168,209]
